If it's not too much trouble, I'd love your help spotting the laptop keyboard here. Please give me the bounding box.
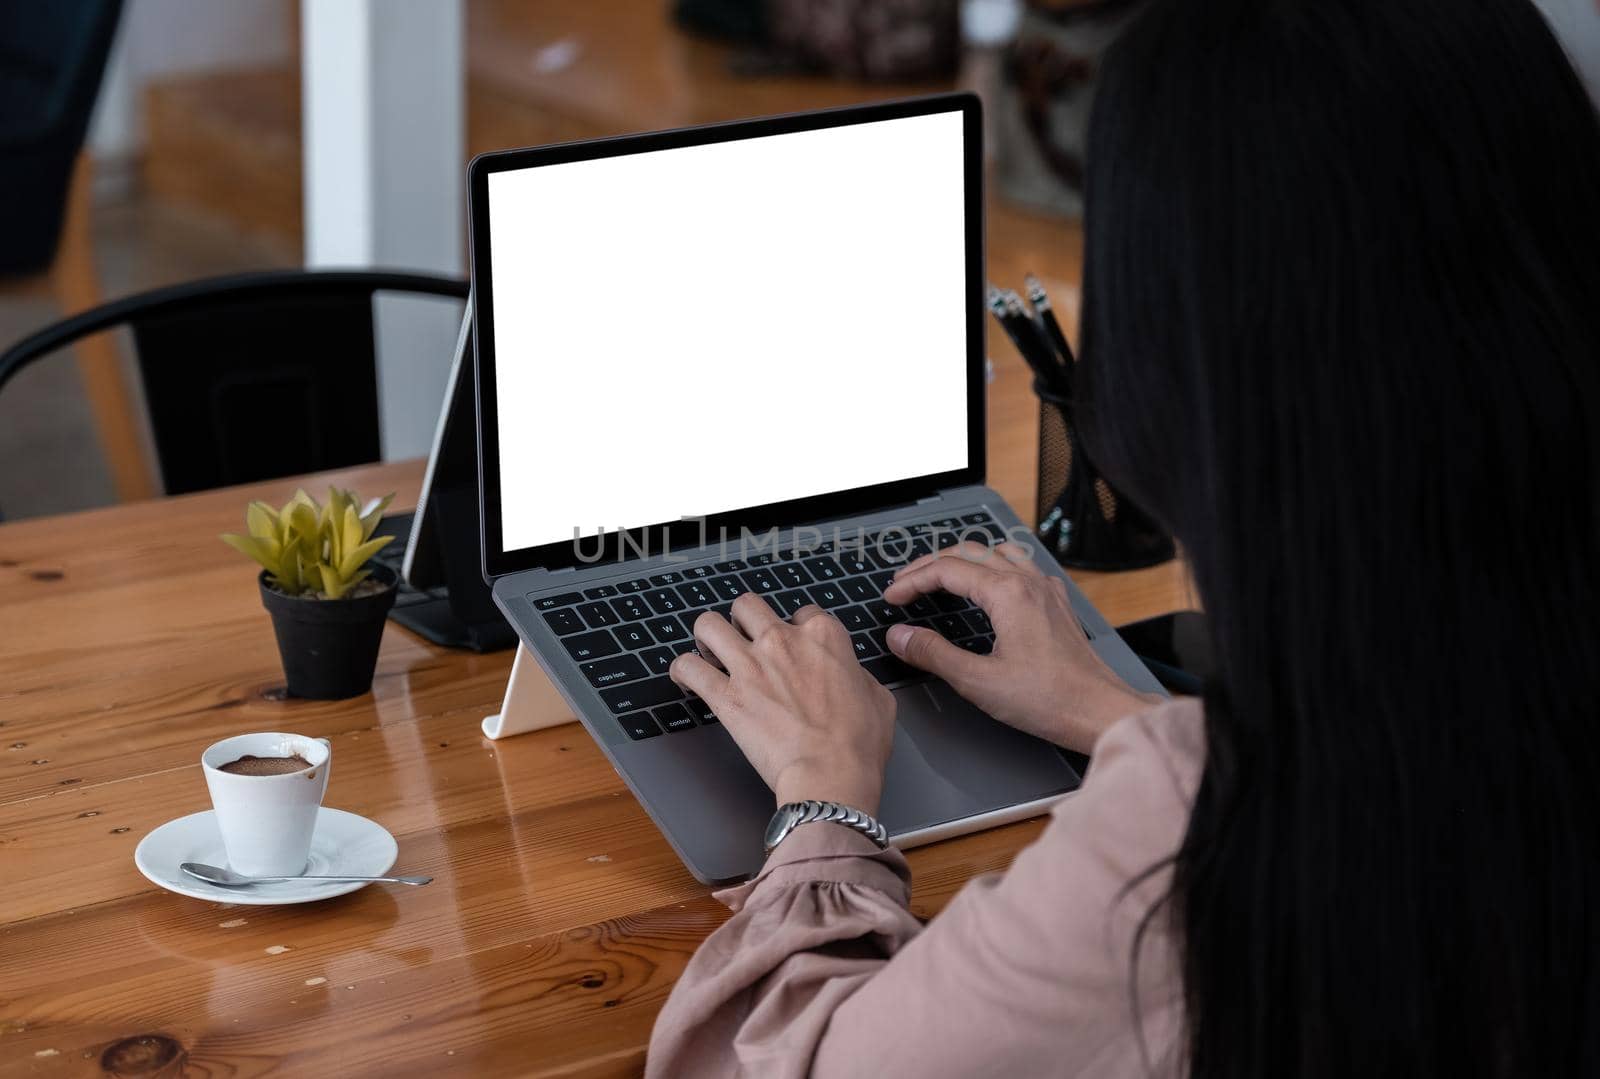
[533,512,1008,741]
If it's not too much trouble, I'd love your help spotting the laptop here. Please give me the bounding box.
[371,307,516,653]
[467,93,1165,884]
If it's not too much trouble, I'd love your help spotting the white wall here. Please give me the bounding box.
[302,0,466,461]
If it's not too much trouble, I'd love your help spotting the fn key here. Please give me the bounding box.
[616,712,661,740]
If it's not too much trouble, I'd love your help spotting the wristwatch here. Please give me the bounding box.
[764,799,890,856]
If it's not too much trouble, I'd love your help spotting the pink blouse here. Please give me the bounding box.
[647,696,1207,1077]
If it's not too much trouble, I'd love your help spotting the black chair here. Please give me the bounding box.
[1,0,124,278]
[0,270,469,496]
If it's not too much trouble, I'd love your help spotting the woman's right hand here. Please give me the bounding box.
[881,542,1164,755]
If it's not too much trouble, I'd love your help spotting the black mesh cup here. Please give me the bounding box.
[1033,380,1175,571]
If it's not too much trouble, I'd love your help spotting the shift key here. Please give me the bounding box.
[599,676,684,714]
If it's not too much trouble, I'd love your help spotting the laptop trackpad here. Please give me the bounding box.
[879,679,1081,835]
[610,679,1081,884]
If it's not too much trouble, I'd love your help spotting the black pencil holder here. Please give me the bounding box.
[1033,382,1175,571]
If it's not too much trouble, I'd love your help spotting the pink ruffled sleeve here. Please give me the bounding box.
[645,698,1205,1079]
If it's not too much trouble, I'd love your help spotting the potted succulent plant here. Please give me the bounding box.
[222,488,398,700]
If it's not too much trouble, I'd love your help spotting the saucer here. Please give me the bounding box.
[135,807,398,905]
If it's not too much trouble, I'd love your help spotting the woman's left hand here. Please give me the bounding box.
[668,592,897,814]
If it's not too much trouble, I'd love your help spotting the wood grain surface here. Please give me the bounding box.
[0,97,1194,1079]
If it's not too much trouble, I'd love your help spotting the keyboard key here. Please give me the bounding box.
[834,552,870,576]
[851,633,882,660]
[652,703,697,733]
[713,558,748,573]
[802,555,845,581]
[562,629,620,662]
[619,577,651,593]
[583,584,618,599]
[928,516,962,530]
[611,595,649,622]
[774,563,813,589]
[684,696,718,724]
[961,511,994,525]
[832,605,870,630]
[599,676,684,714]
[837,605,875,632]
[774,589,812,617]
[676,581,716,608]
[683,564,715,578]
[578,601,620,629]
[935,531,962,549]
[957,635,994,654]
[906,596,939,618]
[542,608,585,636]
[867,601,908,625]
[614,622,655,650]
[869,536,914,565]
[580,653,648,688]
[862,655,920,686]
[841,577,878,603]
[709,574,746,601]
[647,616,688,643]
[807,583,848,609]
[534,591,583,611]
[740,569,781,593]
[641,646,676,674]
[649,571,684,586]
[933,614,970,639]
[963,609,993,635]
[678,612,706,637]
[644,588,684,615]
[671,640,702,656]
[617,712,662,740]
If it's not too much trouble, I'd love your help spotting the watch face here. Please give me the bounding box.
[764,804,803,850]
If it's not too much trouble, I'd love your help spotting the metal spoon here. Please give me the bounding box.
[181,861,432,887]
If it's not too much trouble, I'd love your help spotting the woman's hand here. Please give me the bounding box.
[882,542,1163,754]
[668,593,897,813]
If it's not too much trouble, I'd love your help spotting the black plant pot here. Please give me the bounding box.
[258,564,397,700]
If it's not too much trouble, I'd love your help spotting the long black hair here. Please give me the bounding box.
[1076,1,1600,1075]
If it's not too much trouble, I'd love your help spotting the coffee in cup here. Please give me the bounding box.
[201,733,331,877]
[219,753,312,776]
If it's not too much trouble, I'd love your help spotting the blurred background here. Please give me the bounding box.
[2,0,1596,522]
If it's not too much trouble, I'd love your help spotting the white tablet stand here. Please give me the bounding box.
[481,644,579,739]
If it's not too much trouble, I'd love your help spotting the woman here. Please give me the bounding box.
[648,0,1600,1074]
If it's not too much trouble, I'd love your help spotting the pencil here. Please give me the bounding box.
[989,285,1066,394]
[1024,273,1075,365]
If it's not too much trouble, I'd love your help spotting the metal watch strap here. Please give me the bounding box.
[764,799,890,856]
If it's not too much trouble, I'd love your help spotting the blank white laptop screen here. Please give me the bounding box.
[487,109,970,553]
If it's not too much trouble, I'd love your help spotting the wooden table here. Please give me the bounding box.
[0,219,1190,1077]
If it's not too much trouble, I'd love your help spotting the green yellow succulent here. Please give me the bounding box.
[222,488,396,599]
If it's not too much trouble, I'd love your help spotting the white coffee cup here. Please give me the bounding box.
[201,732,332,877]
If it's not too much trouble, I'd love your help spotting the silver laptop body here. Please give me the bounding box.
[468,94,1163,884]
